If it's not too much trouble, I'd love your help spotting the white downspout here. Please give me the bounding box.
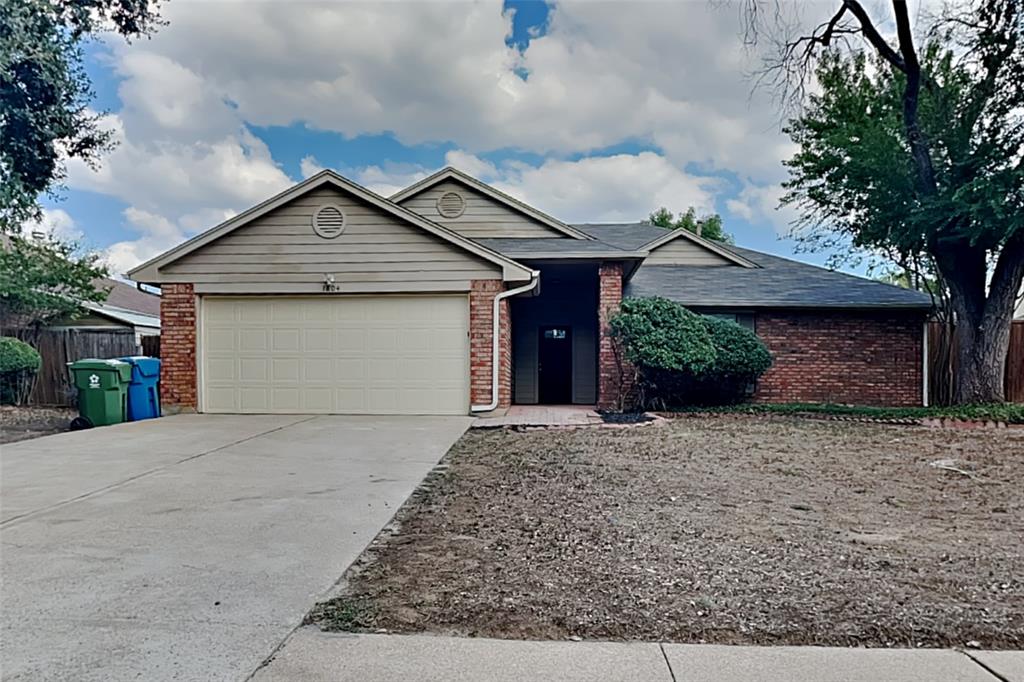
[471,270,541,413]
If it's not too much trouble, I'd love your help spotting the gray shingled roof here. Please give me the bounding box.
[572,223,666,250]
[473,238,634,256]
[575,223,933,310]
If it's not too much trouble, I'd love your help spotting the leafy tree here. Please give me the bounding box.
[647,207,733,243]
[0,234,108,329]
[1,0,163,231]
[741,0,1023,404]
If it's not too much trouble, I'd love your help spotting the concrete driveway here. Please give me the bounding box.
[0,414,471,681]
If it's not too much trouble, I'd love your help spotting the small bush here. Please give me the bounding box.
[610,298,773,408]
[0,337,42,405]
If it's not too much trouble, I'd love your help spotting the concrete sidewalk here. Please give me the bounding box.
[253,628,1024,682]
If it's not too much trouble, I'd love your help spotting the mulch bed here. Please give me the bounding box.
[311,415,1024,649]
[0,406,75,444]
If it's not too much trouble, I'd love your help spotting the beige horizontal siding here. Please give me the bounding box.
[162,186,501,290]
[644,237,735,265]
[399,179,566,239]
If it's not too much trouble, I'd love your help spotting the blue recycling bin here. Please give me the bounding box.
[118,356,162,421]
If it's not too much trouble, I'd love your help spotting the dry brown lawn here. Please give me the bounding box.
[311,415,1024,648]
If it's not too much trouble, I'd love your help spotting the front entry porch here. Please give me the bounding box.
[472,404,604,427]
[510,263,599,406]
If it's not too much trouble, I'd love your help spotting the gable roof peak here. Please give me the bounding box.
[638,227,759,269]
[391,167,594,240]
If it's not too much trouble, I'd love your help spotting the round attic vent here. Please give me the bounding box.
[436,191,466,219]
[312,204,346,239]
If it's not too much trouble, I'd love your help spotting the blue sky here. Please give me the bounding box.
[43,0,848,277]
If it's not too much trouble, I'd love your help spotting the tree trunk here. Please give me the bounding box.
[953,320,1009,403]
[940,235,1024,404]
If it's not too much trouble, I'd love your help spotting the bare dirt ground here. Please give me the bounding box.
[311,415,1024,648]
[0,406,75,444]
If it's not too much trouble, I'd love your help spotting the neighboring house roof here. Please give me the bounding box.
[626,246,933,310]
[82,303,161,329]
[390,167,594,240]
[95,278,161,317]
[127,170,535,283]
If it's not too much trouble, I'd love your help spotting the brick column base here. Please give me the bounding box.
[597,262,631,410]
[160,283,198,412]
[469,280,512,410]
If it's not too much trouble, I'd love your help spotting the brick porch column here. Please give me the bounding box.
[597,262,625,409]
[160,283,198,412]
[469,280,512,410]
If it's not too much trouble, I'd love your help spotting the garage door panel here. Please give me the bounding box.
[303,328,333,352]
[239,388,269,411]
[238,303,269,323]
[205,387,236,412]
[202,296,469,415]
[303,358,333,381]
[239,329,268,352]
[271,358,300,382]
[271,329,300,352]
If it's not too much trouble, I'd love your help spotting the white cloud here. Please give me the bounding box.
[727,183,800,235]
[74,0,853,271]
[21,208,82,242]
[100,0,820,183]
[353,150,717,224]
[300,155,325,179]
[492,152,718,223]
[350,163,431,198]
[443,150,498,181]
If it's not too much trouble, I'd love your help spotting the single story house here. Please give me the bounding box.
[128,167,932,415]
[50,278,161,352]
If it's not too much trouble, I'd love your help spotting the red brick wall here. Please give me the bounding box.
[160,283,197,411]
[469,280,512,409]
[597,263,627,409]
[754,310,924,407]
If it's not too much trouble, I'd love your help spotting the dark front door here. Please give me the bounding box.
[538,326,572,404]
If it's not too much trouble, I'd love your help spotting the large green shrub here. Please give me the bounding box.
[686,316,774,404]
[703,316,773,379]
[0,337,42,405]
[609,297,716,373]
[610,298,773,408]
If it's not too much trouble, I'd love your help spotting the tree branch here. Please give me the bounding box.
[842,0,907,73]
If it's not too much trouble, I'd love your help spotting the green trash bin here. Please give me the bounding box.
[68,359,132,428]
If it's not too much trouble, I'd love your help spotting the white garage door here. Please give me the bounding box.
[200,296,469,415]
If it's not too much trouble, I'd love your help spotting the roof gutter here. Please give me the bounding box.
[470,270,541,413]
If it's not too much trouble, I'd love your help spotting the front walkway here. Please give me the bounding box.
[1,414,471,682]
[473,404,603,428]
[253,629,1023,681]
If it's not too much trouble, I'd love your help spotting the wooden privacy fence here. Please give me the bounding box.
[9,328,138,406]
[928,320,1024,405]
[141,335,160,357]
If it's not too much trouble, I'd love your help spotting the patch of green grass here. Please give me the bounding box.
[306,597,376,632]
[666,402,1024,424]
